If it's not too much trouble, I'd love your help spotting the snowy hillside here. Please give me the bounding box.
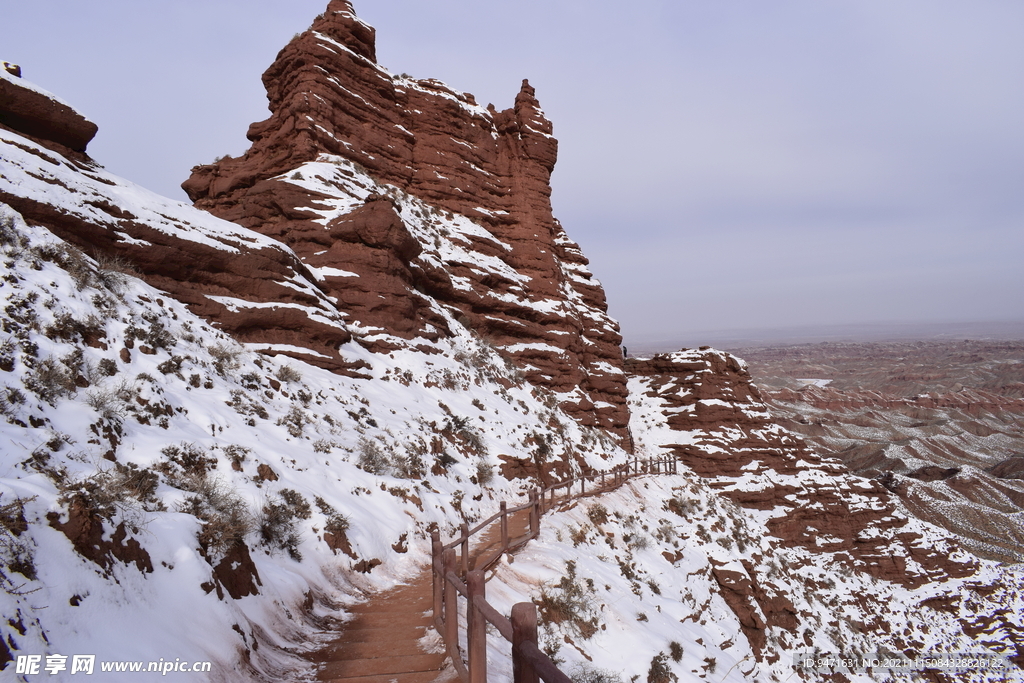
[0,190,625,679]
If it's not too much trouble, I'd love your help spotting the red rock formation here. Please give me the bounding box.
[0,70,97,153]
[627,349,977,589]
[182,0,630,442]
[47,498,153,575]
[0,128,366,375]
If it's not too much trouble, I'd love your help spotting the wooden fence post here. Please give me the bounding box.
[461,522,470,576]
[529,489,540,537]
[431,530,442,625]
[512,602,539,683]
[467,570,487,683]
[500,501,509,552]
[443,549,459,663]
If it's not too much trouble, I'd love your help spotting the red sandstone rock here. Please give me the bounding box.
[0,70,97,152]
[182,0,630,444]
[627,349,977,589]
[46,497,153,575]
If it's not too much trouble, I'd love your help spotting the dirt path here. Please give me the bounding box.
[309,509,532,683]
[307,479,632,682]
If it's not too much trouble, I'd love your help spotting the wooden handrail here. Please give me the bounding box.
[431,454,679,682]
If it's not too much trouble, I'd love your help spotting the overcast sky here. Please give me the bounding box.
[5,1,1024,346]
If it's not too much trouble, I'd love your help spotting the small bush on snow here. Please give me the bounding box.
[256,495,302,561]
[24,356,77,404]
[176,477,253,555]
[357,437,389,474]
[93,252,136,295]
[0,494,36,582]
[207,342,242,375]
[569,662,623,683]
[647,652,678,683]
[159,442,217,482]
[536,560,599,640]
[587,504,609,526]
[275,364,302,383]
[276,405,307,436]
[57,462,161,524]
[475,458,494,486]
[314,496,350,539]
[279,488,311,519]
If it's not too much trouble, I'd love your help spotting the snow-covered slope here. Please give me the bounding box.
[0,137,626,678]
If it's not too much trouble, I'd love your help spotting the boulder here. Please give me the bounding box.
[0,70,97,152]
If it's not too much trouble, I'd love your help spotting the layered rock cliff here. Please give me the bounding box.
[182,0,629,442]
[0,68,97,154]
[625,350,1024,663]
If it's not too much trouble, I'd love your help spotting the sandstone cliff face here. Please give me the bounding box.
[182,0,629,442]
[626,349,997,656]
[628,349,977,586]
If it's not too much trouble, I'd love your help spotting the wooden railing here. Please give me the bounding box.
[430,455,679,683]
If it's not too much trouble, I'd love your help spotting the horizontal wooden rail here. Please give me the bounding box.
[431,454,680,682]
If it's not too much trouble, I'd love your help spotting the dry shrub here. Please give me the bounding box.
[57,463,160,523]
[444,415,486,455]
[275,364,302,383]
[159,443,217,484]
[256,495,301,561]
[208,342,241,375]
[536,560,599,639]
[223,444,250,470]
[357,438,389,474]
[315,496,349,537]
[24,357,77,403]
[176,477,252,555]
[587,504,609,526]
[276,405,307,436]
[475,458,494,486]
[647,652,678,683]
[94,252,135,295]
[35,242,94,289]
[0,494,36,582]
[570,664,622,683]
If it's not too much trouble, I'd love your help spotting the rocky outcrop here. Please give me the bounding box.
[182,0,629,442]
[0,69,97,153]
[627,349,977,589]
[47,498,153,575]
[0,126,367,375]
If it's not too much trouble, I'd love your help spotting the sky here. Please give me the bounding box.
[4,0,1024,347]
